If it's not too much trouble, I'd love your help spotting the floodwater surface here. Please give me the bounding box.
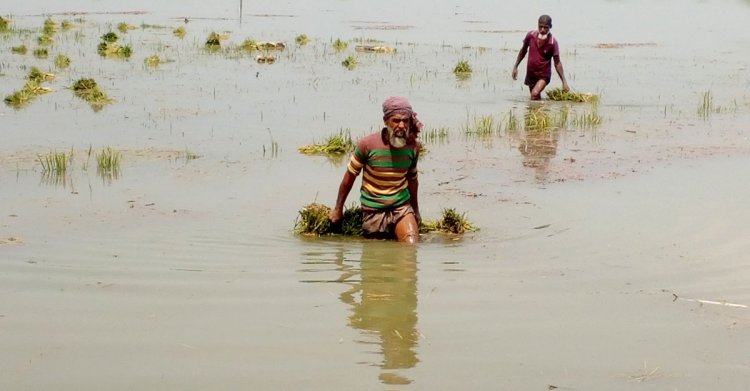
[1,0,750,390]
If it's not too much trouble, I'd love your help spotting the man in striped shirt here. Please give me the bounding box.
[329,96,422,243]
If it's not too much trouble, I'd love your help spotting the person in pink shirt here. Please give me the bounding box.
[512,14,570,100]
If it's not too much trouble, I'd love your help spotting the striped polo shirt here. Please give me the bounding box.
[347,129,419,211]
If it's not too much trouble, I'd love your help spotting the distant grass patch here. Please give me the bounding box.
[341,55,358,70]
[421,127,450,144]
[96,147,121,178]
[97,31,132,58]
[295,34,310,45]
[54,54,71,68]
[144,54,161,67]
[332,38,347,51]
[463,115,500,137]
[117,22,137,33]
[173,26,186,38]
[11,45,27,54]
[205,32,229,50]
[453,60,472,78]
[0,16,11,32]
[4,67,55,109]
[420,208,478,234]
[546,88,598,103]
[71,78,112,111]
[38,149,73,175]
[33,47,49,58]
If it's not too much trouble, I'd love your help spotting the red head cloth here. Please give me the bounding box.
[382,96,423,133]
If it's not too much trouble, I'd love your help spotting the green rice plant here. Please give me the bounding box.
[420,208,478,234]
[173,26,186,38]
[505,110,519,132]
[294,203,332,235]
[71,78,112,110]
[453,60,473,78]
[0,16,11,32]
[37,34,53,46]
[101,31,119,43]
[240,39,258,51]
[28,67,55,83]
[205,32,228,49]
[546,87,598,103]
[421,127,450,144]
[38,149,73,175]
[54,54,71,68]
[570,107,602,129]
[42,18,57,35]
[698,91,713,119]
[96,147,121,177]
[180,148,201,161]
[295,34,310,45]
[33,47,48,58]
[97,41,131,58]
[524,107,552,131]
[117,22,137,33]
[4,80,53,109]
[464,115,500,137]
[144,54,161,67]
[332,38,347,51]
[61,20,73,30]
[341,55,358,70]
[257,42,285,50]
[11,45,27,54]
[298,129,355,155]
[141,23,168,29]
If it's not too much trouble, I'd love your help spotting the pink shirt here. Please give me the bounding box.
[523,30,560,82]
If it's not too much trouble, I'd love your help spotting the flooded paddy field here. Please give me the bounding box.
[2,0,750,389]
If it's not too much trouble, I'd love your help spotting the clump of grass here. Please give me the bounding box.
[38,149,73,175]
[37,34,53,46]
[257,41,285,50]
[0,16,11,32]
[205,32,229,49]
[11,45,27,54]
[54,54,71,68]
[698,91,713,119]
[464,115,500,137]
[570,107,602,129]
[4,81,52,108]
[42,18,57,35]
[295,34,310,45]
[298,130,355,155]
[453,60,473,78]
[524,108,552,131]
[294,203,332,235]
[33,47,49,58]
[546,87,598,103]
[421,127,450,144]
[505,110,519,132]
[144,54,161,67]
[240,39,258,51]
[117,22,137,33]
[173,26,186,38]
[420,208,478,234]
[71,78,112,110]
[181,148,201,161]
[61,20,73,30]
[96,147,121,178]
[97,31,131,58]
[28,67,55,83]
[341,55,358,70]
[332,38,347,51]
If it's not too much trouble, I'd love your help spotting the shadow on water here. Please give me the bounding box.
[300,239,420,385]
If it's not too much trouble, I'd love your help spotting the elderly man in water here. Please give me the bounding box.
[329,96,422,244]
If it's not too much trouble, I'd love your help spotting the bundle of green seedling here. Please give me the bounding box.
[453,60,473,79]
[71,78,112,110]
[0,16,11,33]
[205,32,230,50]
[298,130,355,156]
[294,203,478,236]
[4,67,55,109]
[546,88,598,103]
[97,31,132,58]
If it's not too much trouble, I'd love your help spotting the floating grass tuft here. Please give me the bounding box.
[295,34,310,45]
[28,67,55,83]
[420,208,478,234]
[117,22,137,33]
[464,115,500,138]
[524,107,552,131]
[453,60,473,78]
[294,203,333,235]
[421,127,450,144]
[205,32,229,49]
[4,68,55,109]
[0,16,11,32]
[341,55,358,70]
[97,41,132,58]
[144,54,161,67]
[298,130,355,156]
[71,78,112,110]
[11,45,27,54]
[54,54,71,68]
[173,26,186,38]
[61,20,73,30]
[698,91,713,119]
[33,47,48,58]
[546,88,598,103]
[332,38,348,51]
[37,34,53,46]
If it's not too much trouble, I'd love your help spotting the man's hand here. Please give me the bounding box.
[329,208,343,224]
[562,82,570,91]
[511,66,518,80]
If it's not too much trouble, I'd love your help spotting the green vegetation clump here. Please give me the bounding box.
[61,20,73,30]
[240,39,258,51]
[71,78,112,110]
[332,38,347,51]
[298,130,354,155]
[144,54,161,67]
[546,88,598,103]
[453,60,472,78]
[341,55,358,70]
[295,34,310,45]
[0,16,11,32]
[101,31,118,42]
[28,67,55,83]
[33,47,49,58]
[37,34,53,46]
[42,18,57,35]
[4,67,55,109]
[96,147,121,178]
[205,32,229,49]
[54,54,71,68]
[11,45,27,54]
[38,150,73,175]
[117,22,137,33]
[173,26,186,38]
[294,203,477,236]
[97,31,131,58]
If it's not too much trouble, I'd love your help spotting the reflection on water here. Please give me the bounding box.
[302,241,420,385]
[517,104,560,183]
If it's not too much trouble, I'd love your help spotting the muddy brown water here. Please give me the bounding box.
[2,1,750,389]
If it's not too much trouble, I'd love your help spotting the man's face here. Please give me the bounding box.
[385,113,411,148]
[538,22,551,38]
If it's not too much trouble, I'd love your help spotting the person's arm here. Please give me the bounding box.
[553,55,569,91]
[330,170,356,223]
[511,40,529,80]
[408,176,420,225]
